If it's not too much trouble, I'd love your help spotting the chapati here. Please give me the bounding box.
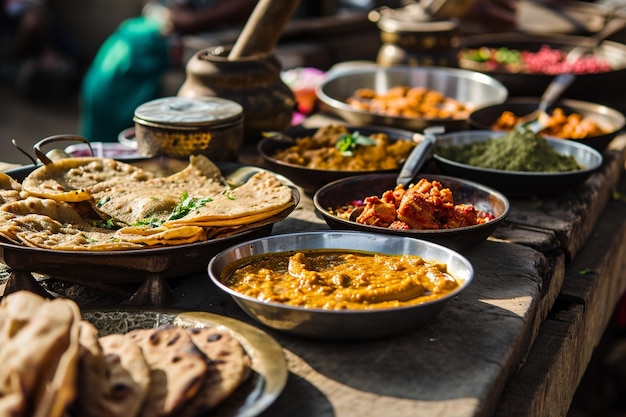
[178,326,251,417]
[128,325,208,417]
[96,333,152,417]
[21,157,154,202]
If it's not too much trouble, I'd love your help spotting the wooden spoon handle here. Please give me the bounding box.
[228,0,300,60]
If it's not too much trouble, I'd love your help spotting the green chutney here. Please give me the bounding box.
[436,128,582,172]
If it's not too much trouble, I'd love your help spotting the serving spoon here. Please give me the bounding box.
[514,72,576,133]
[566,5,626,63]
[349,126,444,221]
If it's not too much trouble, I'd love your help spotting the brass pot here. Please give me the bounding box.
[372,6,460,67]
[177,46,295,143]
[130,96,244,161]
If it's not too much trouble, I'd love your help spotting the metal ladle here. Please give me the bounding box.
[514,73,576,133]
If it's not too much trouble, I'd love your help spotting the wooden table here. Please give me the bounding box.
[1,135,625,417]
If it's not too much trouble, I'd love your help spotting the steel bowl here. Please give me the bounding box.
[207,231,474,340]
[458,33,626,111]
[468,97,625,151]
[257,124,420,194]
[315,65,508,131]
[432,130,604,197]
[313,173,509,251]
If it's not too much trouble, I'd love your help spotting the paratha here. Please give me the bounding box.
[0,172,23,205]
[87,155,225,226]
[0,197,144,250]
[163,170,294,227]
[21,157,154,202]
[1,155,296,250]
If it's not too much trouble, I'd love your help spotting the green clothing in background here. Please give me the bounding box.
[79,16,170,142]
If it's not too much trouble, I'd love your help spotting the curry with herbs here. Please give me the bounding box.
[221,249,461,310]
[270,125,416,171]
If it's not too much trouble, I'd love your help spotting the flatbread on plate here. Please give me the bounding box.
[0,295,81,417]
[21,157,154,202]
[177,326,251,417]
[127,325,208,417]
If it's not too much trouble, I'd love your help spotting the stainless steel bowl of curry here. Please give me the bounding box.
[468,97,625,151]
[313,174,510,252]
[257,124,421,193]
[208,231,474,340]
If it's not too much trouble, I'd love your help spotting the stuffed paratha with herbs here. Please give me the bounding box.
[0,155,296,250]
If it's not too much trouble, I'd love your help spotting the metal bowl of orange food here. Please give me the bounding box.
[208,231,474,340]
[257,124,421,194]
[312,173,510,252]
[316,65,508,132]
[468,97,625,151]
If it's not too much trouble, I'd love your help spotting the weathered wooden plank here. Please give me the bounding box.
[493,183,626,417]
[496,147,625,260]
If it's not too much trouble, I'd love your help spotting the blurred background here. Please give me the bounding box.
[2,0,626,166]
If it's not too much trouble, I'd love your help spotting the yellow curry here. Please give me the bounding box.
[221,250,460,310]
[271,125,416,171]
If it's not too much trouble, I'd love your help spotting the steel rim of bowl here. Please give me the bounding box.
[312,172,511,235]
[316,65,509,120]
[433,130,604,176]
[257,124,421,174]
[469,97,626,134]
[208,230,474,314]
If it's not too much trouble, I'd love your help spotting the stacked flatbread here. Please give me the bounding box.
[0,155,295,250]
[0,291,251,417]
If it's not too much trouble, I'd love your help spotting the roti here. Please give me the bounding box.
[96,333,152,417]
[21,157,154,202]
[0,155,295,250]
[0,295,81,417]
[0,290,46,345]
[178,326,251,417]
[0,291,258,416]
[127,325,208,417]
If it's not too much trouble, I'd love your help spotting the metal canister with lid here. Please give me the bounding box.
[370,4,460,67]
[131,96,244,161]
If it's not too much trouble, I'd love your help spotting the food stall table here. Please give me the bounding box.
[0,134,625,417]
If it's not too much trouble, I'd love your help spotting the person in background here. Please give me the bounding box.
[78,0,256,143]
[0,0,82,99]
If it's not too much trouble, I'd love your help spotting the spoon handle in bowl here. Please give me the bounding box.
[396,127,442,187]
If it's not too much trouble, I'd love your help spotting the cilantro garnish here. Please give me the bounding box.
[168,192,212,221]
[93,218,116,229]
[335,131,376,156]
[132,192,213,227]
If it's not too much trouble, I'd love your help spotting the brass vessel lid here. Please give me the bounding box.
[134,96,243,128]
